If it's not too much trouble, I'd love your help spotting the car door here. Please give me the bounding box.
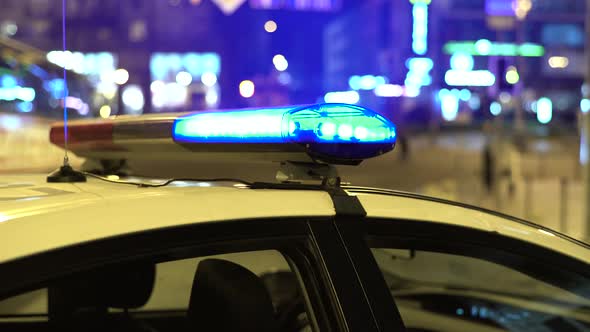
[362,217,590,332]
[0,217,388,332]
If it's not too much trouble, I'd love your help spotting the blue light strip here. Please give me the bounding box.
[174,107,290,143]
[173,104,397,145]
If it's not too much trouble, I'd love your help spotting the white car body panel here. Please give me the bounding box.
[0,175,334,263]
[358,193,590,262]
[0,174,588,265]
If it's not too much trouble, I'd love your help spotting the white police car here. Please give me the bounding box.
[0,104,589,332]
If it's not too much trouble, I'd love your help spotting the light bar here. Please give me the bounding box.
[50,104,397,165]
[173,103,397,162]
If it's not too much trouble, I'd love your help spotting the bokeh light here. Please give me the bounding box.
[450,52,474,71]
[201,72,218,87]
[122,85,145,113]
[537,97,553,124]
[490,101,502,116]
[272,54,289,72]
[548,56,569,69]
[264,20,277,33]
[176,71,193,86]
[239,80,255,98]
[99,105,112,118]
[113,69,129,85]
[505,66,520,84]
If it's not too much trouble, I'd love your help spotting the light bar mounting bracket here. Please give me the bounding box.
[275,161,339,184]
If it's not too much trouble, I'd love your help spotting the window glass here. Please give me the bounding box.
[142,250,290,311]
[0,289,47,316]
[371,248,590,331]
[0,250,313,332]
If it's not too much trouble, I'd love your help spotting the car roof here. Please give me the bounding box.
[0,174,589,264]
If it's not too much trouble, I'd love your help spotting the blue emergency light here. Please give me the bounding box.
[172,103,397,163]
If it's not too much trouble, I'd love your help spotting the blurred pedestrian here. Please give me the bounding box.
[483,143,494,192]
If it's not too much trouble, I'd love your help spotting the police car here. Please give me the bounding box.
[0,103,589,332]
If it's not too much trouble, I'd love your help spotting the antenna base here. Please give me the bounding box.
[47,165,87,183]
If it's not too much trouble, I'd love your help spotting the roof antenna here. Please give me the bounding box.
[47,0,86,183]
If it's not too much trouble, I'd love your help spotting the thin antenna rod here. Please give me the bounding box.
[62,0,69,165]
[46,0,85,182]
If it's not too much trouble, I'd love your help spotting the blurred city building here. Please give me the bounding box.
[322,0,587,129]
[0,0,334,116]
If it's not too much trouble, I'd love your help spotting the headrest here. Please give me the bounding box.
[100,263,155,309]
[188,259,277,332]
[49,262,155,317]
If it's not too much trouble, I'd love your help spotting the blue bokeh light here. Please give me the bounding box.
[412,3,429,55]
[537,97,553,124]
[450,52,474,71]
[1,75,18,88]
[490,101,502,116]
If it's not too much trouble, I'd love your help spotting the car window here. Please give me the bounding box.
[370,248,590,332]
[0,250,313,332]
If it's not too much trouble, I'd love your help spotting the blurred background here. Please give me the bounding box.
[2,0,590,240]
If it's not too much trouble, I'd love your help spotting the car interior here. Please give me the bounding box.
[0,258,309,332]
